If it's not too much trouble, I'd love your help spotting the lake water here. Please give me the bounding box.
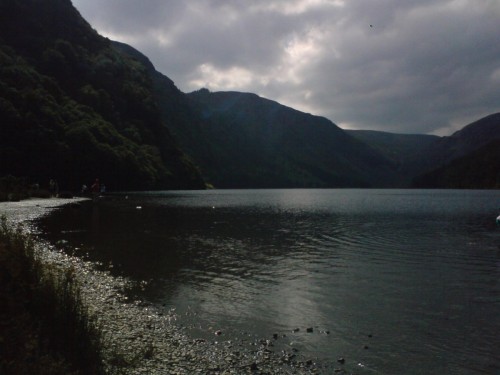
[38,189,500,374]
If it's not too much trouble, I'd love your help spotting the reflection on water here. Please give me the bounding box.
[38,189,500,374]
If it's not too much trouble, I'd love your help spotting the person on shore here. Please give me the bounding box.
[49,179,59,197]
[91,179,100,200]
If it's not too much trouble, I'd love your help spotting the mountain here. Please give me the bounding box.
[111,41,212,174]
[346,130,439,186]
[103,43,411,189]
[412,139,500,189]
[423,113,500,166]
[1,1,497,192]
[178,89,398,188]
[0,0,205,191]
[411,113,500,188]
[347,114,500,189]
[112,41,500,190]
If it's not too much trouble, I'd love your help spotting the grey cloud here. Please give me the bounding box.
[72,0,500,135]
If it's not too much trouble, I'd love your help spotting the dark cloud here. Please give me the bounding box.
[73,0,500,135]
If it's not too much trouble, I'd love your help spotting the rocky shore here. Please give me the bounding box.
[1,198,325,374]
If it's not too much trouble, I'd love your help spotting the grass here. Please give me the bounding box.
[0,216,105,374]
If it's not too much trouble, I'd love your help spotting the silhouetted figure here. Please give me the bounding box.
[91,178,100,200]
[49,179,58,197]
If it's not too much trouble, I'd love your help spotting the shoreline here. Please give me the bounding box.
[0,198,323,374]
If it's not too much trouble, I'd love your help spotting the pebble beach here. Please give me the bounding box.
[1,198,324,374]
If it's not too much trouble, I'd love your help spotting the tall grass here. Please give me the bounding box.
[0,216,105,374]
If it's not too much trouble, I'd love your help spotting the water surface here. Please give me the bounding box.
[39,189,500,374]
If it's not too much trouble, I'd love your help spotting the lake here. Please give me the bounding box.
[38,189,500,374]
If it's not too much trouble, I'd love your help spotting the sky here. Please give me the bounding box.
[71,0,500,135]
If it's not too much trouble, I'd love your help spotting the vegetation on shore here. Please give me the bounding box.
[0,216,104,374]
[0,175,53,202]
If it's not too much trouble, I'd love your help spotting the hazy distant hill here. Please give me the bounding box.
[413,139,500,189]
[424,113,500,165]
[0,0,204,191]
[411,113,500,188]
[180,89,398,188]
[346,130,439,186]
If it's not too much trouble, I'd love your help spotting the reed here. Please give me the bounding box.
[0,216,105,374]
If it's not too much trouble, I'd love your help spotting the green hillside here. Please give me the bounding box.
[182,89,397,188]
[0,0,205,192]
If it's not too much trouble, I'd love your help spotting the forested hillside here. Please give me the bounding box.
[0,0,205,191]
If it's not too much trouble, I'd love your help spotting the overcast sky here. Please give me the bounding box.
[72,0,500,135]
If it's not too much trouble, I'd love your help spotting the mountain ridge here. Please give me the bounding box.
[1,0,498,191]
[181,88,398,188]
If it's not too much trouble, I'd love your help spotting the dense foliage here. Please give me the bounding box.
[0,0,204,191]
